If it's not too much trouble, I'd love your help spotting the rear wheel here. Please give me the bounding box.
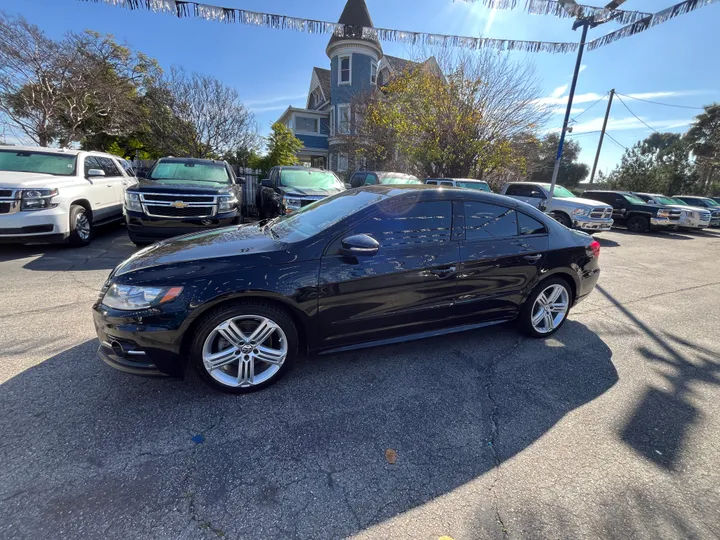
[626,215,649,233]
[68,205,93,246]
[519,278,572,338]
[190,301,298,394]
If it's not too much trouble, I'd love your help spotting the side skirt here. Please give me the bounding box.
[317,318,514,356]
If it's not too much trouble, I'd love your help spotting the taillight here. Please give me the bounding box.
[589,240,601,258]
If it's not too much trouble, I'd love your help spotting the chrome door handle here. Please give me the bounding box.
[429,266,457,278]
[523,254,542,262]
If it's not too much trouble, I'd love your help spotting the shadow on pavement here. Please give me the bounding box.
[594,236,621,248]
[597,285,720,471]
[0,224,137,271]
[0,321,617,539]
[608,229,696,241]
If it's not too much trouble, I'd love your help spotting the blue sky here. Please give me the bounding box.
[2,0,718,177]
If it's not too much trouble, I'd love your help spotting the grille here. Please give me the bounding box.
[145,206,213,217]
[0,202,11,214]
[712,211,720,218]
[699,212,711,221]
[142,193,215,203]
[668,210,682,221]
[590,207,612,219]
[0,189,14,197]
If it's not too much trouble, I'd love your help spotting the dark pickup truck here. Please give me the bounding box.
[124,157,243,246]
[581,190,682,233]
[257,166,345,218]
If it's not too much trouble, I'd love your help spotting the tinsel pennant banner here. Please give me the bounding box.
[587,0,720,51]
[79,0,579,53]
[456,0,652,24]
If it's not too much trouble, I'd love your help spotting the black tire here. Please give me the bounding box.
[518,277,573,338]
[190,301,298,394]
[626,215,650,234]
[68,204,93,246]
[553,212,572,228]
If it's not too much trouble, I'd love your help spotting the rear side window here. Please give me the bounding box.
[364,173,378,185]
[83,156,102,175]
[518,212,547,235]
[97,157,122,177]
[505,184,533,197]
[464,202,518,240]
[353,201,452,247]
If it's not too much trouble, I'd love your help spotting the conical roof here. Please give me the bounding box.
[327,0,382,55]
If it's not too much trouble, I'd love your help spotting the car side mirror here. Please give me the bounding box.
[135,170,146,179]
[261,179,272,188]
[236,176,246,185]
[339,234,379,257]
[87,168,105,178]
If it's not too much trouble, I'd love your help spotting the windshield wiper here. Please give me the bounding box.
[261,218,280,239]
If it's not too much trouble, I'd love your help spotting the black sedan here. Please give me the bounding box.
[94,186,601,393]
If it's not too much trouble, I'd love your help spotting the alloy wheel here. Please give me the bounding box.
[75,212,91,240]
[531,284,570,334]
[201,315,288,388]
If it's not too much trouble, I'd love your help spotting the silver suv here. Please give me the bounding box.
[501,182,613,232]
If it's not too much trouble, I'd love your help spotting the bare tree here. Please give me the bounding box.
[167,67,258,158]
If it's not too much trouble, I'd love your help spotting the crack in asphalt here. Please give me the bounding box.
[481,336,522,540]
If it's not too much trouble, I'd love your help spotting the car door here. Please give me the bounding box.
[97,156,126,218]
[317,199,460,348]
[454,200,549,324]
[82,156,118,221]
[610,195,631,221]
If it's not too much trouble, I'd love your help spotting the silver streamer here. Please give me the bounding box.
[587,0,720,51]
[460,0,652,24]
[78,0,578,53]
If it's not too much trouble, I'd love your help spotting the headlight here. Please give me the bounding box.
[218,194,237,212]
[571,208,589,216]
[101,284,183,311]
[125,192,142,212]
[657,209,671,218]
[283,196,302,212]
[21,188,58,211]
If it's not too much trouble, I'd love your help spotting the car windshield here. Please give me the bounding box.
[280,169,344,190]
[380,174,421,185]
[669,198,689,205]
[148,161,230,183]
[541,184,575,198]
[269,190,387,242]
[703,198,720,206]
[652,195,678,205]
[624,194,647,205]
[456,181,491,192]
[0,150,76,176]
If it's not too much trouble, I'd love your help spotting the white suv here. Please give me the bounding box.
[0,146,132,246]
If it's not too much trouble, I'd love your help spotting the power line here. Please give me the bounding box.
[567,130,602,136]
[615,94,660,134]
[605,133,627,151]
[570,93,608,123]
[615,92,705,111]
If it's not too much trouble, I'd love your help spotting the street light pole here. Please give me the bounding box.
[589,88,615,183]
[546,19,590,208]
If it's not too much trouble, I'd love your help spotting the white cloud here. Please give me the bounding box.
[548,115,693,134]
[550,84,568,99]
[483,8,498,35]
[249,104,291,113]
[245,93,306,106]
[533,90,703,107]
[552,107,585,115]
[579,64,587,73]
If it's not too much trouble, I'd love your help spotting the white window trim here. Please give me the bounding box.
[294,114,321,136]
[330,108,335,136]
[338,153,349,172]
[337,105,350,135]
[371,61,378,85]
[338,55,352,86]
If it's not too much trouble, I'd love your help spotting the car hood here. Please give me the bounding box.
[279,186,344,197]
[129,179,233,195]
[560,196,612,209]
[0,171,79,189]
[114,223,296,277]
[667,204,711,213]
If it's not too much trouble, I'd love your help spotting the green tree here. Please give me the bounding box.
[685,103,720,194]
[264,122,302,170]
[528,133,589,188]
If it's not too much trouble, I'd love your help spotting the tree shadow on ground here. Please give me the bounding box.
[0,224,137,271]
[597,285,720,472]
[0,321,616,539]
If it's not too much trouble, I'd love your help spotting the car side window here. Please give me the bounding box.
[364,173,378,185]
[97,157,122,177]
[83,156,102,176]
[518,212,547,236]
[464,201,518,240]
[505,184,530,197]
[345,201,452,249]
[440,181,453,186]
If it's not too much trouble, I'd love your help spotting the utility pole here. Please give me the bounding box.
[590,88,615,183]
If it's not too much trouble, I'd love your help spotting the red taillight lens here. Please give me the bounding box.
[590,240,601,258]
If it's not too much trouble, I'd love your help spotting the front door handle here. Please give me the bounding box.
[429,266,457,279]
[523,254,542,262]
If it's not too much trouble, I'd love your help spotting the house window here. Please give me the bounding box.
[338,105,350,134]
[371,62,378,85]
[295,116,319,134]
[338,153,348,172]
[339,56,351,84]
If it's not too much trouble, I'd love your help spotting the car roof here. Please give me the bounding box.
[427,178,487,183]
[158,157,227,165]
[0,145,118,157]
[675,195,706,199]
[355,184,522,206]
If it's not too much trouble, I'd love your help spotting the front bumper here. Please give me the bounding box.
[93,302,187,377]
[0,206,70,244]
[710,217,720,227]
[650,216,681,228]
[677,216,711,230]
[573,216,613,232]
[125,210,239,242]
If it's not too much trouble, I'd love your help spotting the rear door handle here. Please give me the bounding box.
[429,266,457,279]
[523,254,542,262]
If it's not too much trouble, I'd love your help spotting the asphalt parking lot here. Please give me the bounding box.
[1,224,719,540]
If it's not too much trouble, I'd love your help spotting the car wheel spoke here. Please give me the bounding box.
[255,345,285,365]
[544,311,555,330]
[248,319,276,345]
[237,356,254,386]
[204,347,238,370]
[217,321,247,347]
[532,308,546,326]
[546,286,563,304]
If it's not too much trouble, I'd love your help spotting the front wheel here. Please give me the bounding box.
[190,301,298,394]
[626,215,650,233]
[519,278,572,338]
[552,212,572,228]
[68,205,93,246]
